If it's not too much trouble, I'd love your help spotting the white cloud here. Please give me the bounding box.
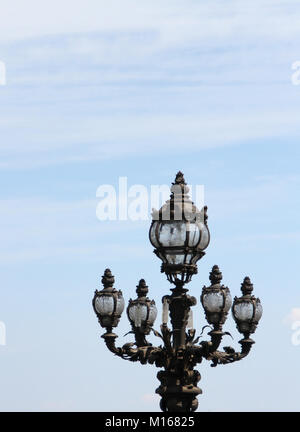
[0,1,300,169]
[283,308,300,325]
[0,0,150,42]
[1,109,300,170]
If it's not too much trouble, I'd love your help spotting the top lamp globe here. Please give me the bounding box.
[149,171,210,284]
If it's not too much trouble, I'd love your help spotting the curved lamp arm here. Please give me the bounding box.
[101,330,164,366]
[185,334,254,368]
[204,336,255,367]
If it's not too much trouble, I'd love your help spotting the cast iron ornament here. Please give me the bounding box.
[92,173,263,412]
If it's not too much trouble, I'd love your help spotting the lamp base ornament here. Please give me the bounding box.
[156,369,201,412]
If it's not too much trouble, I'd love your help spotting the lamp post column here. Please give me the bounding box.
[156,280,200,412]
[169,281,196,350]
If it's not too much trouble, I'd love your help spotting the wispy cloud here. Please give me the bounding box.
[283,308,300,325]
[0,1,299,43]
[2,111,300,169]
[0,1,300,169]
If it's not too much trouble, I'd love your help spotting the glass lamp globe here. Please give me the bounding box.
[232,277,263,335]
[92,269,125,329]
[127,279,157,334]
[201,265,232,327]
[149,171,210,284]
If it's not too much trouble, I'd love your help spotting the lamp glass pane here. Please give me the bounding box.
[149,222,160,247]
[203,292,224,313]
[148,304,158,325]
[254,301,263,322]
[165,253,185,265]
[115,295,125,315]
[198,223,210,250]
[129,304,147,326]
[95,295,114,315]
[233,302,254,321]
[224,292,232,312]
[158,222,186,247]
[187,223,200,247]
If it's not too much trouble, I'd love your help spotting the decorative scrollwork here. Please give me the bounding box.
[99,274,258,413]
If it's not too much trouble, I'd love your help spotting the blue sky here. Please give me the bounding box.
[0,0,300,411]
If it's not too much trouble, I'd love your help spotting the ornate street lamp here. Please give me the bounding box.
[92,172,262,412]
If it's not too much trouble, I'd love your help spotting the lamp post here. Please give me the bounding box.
[92,172,262,412]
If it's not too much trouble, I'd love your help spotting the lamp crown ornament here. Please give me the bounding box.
[101,268,115,289]
[173,170,186,185]
[209,265,223,285]
[136,279,149,298]
[241,276,254,296]
[92,171,263,413]
[170,171,189,196]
